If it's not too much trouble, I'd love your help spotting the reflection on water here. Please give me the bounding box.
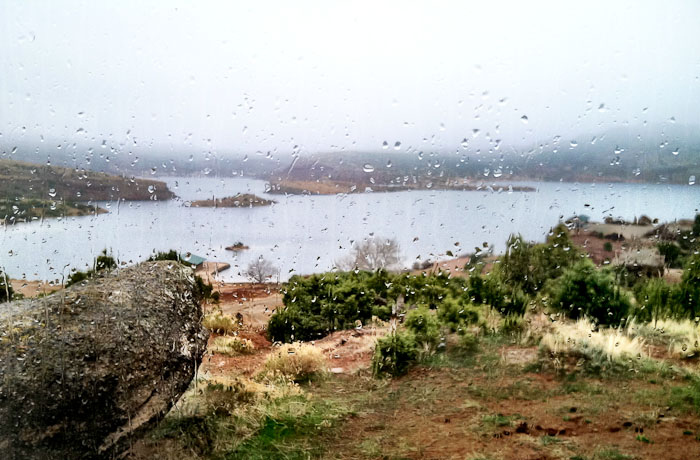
[1,176,699,282]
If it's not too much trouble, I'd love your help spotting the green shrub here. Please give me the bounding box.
[372,331,418,377]
[633,278,674,323]
[677,254,700,319]
[467,274,486,304]
[546,259,631,326]
[456,331,479,354]
[148,249,180,261]
[658,242,682,268]
[405,306,441,350]
[65,249,116,287]
[437,296,479,331]
[603,241,613,252]
[501,314,525,336]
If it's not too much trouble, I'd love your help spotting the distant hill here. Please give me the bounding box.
[0,159,175,202]
[265,124,700,185]
[513,124,700,183]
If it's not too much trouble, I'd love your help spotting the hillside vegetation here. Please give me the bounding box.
[128,216,700,459]
[0,159,174,223]
[0,159,174,202]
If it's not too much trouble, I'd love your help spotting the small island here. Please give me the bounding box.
[225,241,249,251]
[266,179,535,195]
[190,193,275,208]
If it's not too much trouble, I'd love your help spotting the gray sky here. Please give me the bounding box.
[2,0,700,161]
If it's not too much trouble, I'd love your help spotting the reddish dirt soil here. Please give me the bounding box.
[571,229,626,265]
[328,348,700,460]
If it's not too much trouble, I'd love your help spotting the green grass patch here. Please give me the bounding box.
[481,413,519,427]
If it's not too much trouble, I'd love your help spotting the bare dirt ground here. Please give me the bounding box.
[201,283,386,378]
[324,344,700,460]
[212,282,283,330]
[9,279,61,298]
[194,262,231,284]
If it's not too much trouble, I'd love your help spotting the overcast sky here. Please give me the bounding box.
[2,0,700,162]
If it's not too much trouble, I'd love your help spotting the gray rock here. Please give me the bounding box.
[0,261,209,459]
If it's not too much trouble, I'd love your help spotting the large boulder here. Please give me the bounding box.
[0,261,209,459]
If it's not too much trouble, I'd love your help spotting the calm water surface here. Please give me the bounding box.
[2,177,699,282]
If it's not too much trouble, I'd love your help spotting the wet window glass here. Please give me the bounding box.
[2,2,700,459]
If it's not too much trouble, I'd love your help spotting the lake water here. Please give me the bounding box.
[1,177,699,283]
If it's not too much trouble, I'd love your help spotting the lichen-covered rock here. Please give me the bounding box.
[0,261,209,459]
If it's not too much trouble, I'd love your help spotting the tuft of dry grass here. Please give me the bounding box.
[631,318,700,359]
[264,342,327,381]
[203,311,238,334]
[540,318,646,362]
[210,336,255,356]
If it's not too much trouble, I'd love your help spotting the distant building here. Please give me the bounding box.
[181,253,206,269]
[613,247,665,277]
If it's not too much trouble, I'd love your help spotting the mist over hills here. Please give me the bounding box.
[2,123,698,185]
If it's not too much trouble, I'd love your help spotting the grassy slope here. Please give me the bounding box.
[132,331,700,460]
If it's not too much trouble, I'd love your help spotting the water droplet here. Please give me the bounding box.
[382,141,389,150]
[386,160,392,168]
[690,175,696,186]
[493,168,502,178]
[570,141,578,148]
[672,148,680,156]
[48,188,56,198]
[461,138,469,149]
[393,141,401,150]
[598,103,606,112]
[363,163,375,173]
[472,129,480,138]
[520,115,529,123]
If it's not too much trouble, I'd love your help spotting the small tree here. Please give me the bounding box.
[546,259,630,326]
[245,257,277,284]
[338,236,401,271]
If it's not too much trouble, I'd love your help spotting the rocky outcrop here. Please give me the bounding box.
[0,261,209,459]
